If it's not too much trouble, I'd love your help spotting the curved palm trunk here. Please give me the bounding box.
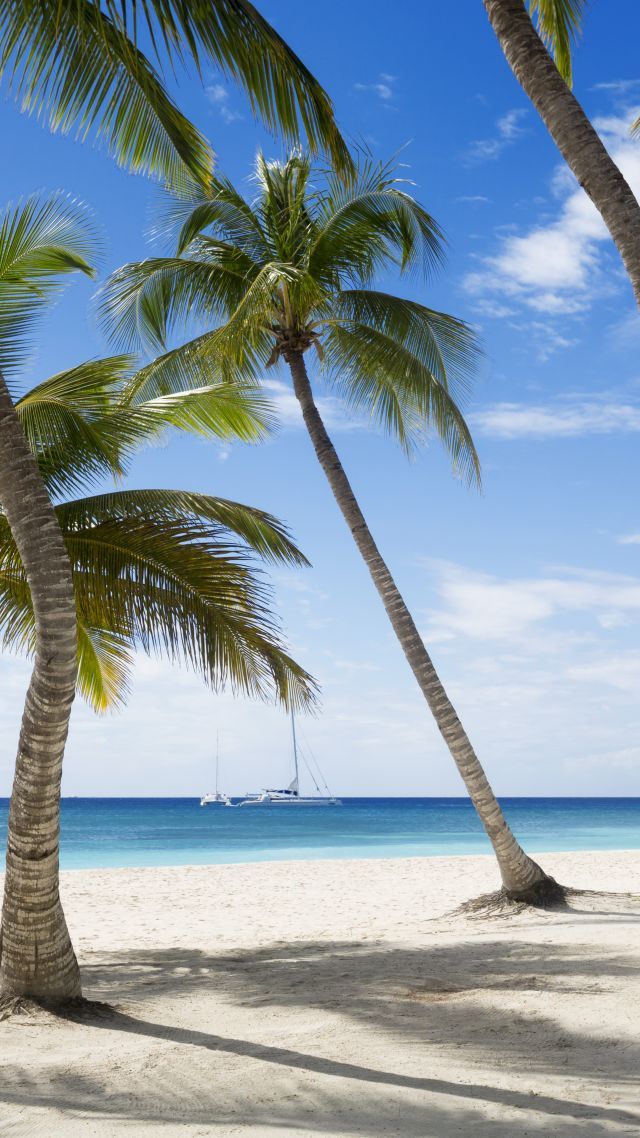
[0,371,81,1003]
[483,0,640,309]
[288,351,554,899]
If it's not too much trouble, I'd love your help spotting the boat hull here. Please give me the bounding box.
[236,797,341,807]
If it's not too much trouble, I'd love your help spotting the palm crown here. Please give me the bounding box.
[102,153,481,481]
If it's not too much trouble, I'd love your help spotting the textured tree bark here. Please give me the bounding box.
[0,371,81,1003]
[483,0,640,309]
[289,351,555,899]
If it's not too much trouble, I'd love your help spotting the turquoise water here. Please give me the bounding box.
[1,797,639,870]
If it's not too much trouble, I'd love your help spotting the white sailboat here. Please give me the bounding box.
[200,732,230,806]
[234,711,341,807]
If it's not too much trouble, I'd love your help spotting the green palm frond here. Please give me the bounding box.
[15,356,133,496]
[527,0,586,85]
[77,623,133,712]
[0,490,316,712]
[308,161,444,286]
[61,489,310,567]
[0,193,96,378]
[17,353,275,493]
[158,177,273,259]
[98,254,260,352]
[332,291,480,403]
[0,0,213,189]
[0,0,350,187]
[121,331,224,402]
[129,382,275,442]
[324,321,480,482]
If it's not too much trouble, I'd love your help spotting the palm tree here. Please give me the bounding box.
[101,153,558,902]
[482,0,640,309]
[0,0,347,1009]
[0,0,349,188]
[0,197,315,1005]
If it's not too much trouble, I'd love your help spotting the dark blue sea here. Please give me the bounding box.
[1,797,640,870]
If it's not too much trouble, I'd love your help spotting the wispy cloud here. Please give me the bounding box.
[262,378,366,433]
[353,73,397,103]
[206,82,244,123]
[591,79,640,94]
[424,561,640,644]
[457,195,491,204]
[463,108,527,164]
[617,533,640,545]
[464,108,640,320]
[470,397,640,439]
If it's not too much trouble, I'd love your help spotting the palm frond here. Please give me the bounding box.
[308,162,444,286]
[100,0,351,174]
[332,291,481,403]
[120,331,224,401]
[98,254,259,352]
[61,489,310,566]
[0,0,350,185]
[527,0,586,85]
[0,0,213,189]
[157,177,273,260]
[15,355,133,496]
[324,319,481,483]
[0,193,96,377]
[0,491,316,712]
[77,623,133,711]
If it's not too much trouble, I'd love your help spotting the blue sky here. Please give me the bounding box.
[1,1,640,797]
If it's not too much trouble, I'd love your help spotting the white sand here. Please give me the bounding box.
[1,849,639,1136]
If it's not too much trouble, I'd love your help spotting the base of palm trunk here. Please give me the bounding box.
[504,874,565,904]
[458,874,566,916]
[0,993,112,1022]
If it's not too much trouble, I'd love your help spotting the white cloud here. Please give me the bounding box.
[617,533,640,545]
[592,79,640,95]
[566,653,640,693]
[353,74,396,102]
[464,108,640,318]
[424,561,640,644]
[206,82,243,123]
[464,107,527,163]
[457,195,491,204]
[470,397,640,439]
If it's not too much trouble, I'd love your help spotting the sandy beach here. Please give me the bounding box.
[1,849,639,1136]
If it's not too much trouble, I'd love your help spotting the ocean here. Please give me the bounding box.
[1,797,639,870]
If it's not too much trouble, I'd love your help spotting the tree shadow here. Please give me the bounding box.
[1,998,639,1134]
[2,893,639,1134]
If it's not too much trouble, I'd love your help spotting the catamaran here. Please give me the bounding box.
[200,732,230,806]
[233,712,341,807]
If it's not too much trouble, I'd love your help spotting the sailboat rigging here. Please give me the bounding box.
[200,732,230,806]
[234,711,341,807]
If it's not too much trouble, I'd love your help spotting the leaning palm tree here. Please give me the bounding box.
[0,197,314,1006]
[101,153,558,901]
[0,0,349,188]
[482,0,640,309]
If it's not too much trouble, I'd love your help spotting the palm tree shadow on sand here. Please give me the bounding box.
[2,891,639,1136]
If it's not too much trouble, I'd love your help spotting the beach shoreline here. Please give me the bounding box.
[1,848,639,1135]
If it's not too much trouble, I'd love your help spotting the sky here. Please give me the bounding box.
[1,1,640,798]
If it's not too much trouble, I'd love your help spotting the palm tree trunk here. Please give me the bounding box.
[0,371,81,1003]
[483,0,640,309]
[288,351,555,899]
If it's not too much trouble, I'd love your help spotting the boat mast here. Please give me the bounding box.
[290,709,300,795]
[215,731,219,796]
